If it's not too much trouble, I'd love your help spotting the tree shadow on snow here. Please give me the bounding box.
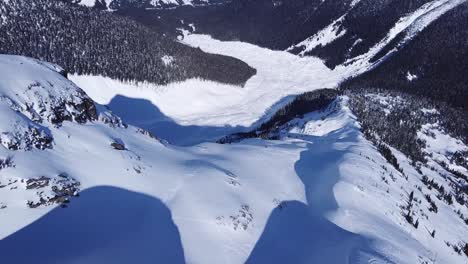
[247,127,393,263]
[0,186,185,264]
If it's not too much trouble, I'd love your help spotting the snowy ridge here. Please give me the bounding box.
[1,0,467,261]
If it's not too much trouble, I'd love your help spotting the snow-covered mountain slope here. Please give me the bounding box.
[155,0,465,72]
[1,54,467,263]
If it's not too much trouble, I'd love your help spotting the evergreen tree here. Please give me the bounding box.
[94,0,107,10]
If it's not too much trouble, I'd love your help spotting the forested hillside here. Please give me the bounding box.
[342,1,468,110]
[0,0,255,85]
[133,0,436,66]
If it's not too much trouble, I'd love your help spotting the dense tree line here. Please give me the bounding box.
[0,0,255,86]
[218,89,340,143]
[257,89,339,132]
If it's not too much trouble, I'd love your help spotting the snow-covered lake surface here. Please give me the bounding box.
[71,33,347,145]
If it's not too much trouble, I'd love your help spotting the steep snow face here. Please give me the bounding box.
[0,55,96,150]
[0,103,52,150]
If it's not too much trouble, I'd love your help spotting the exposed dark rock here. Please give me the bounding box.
[0,126,54,151]
[26,176,50,190]
[111,142,126,150]
[26,174,80,208]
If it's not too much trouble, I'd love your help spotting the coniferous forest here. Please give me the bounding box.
[0,0,255,86]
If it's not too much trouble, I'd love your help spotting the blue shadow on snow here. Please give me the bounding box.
[0,186,185,264]
[106,94,296,146]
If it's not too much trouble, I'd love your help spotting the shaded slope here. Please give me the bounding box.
[0,186,185,264]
